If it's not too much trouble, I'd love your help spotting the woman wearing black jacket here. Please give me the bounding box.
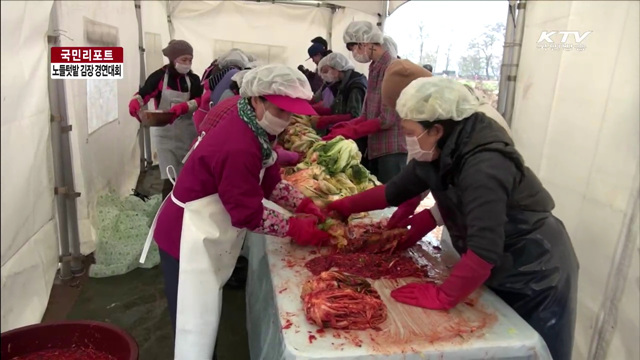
[327,77,578,360]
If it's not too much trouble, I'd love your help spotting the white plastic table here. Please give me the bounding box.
[244,207,552,360]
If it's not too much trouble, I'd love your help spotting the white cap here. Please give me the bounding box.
[396,77,480,122]
[317,52,354,72]
[383,35,398,58]
[217,49,250,69]
[343,21,384,44]
[240,64,313,100]
[231,70,250,87]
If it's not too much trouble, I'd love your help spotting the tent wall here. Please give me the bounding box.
[0,0,59,332]
[55,0,142,255]
[511,1,640,359]
[170,1,332,78]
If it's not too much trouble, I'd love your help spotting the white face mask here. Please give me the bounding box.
[352,51,371,64]
[321,73,338,84]
[406,131,437,162]
[175,63,191,74]
[258,102,289,135]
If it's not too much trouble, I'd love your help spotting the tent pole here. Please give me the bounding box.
[497,0,516,116]
[588,166,640,360]
[379,0,390,32]
[47,22,72,280]
[503,0,526,126]
[134,0,146,173]
[134,0,153,171]
[167,0,176,40]
[327,7,336,50]
[50,0,85,276]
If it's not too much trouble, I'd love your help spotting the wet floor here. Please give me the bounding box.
[42,166,250,360]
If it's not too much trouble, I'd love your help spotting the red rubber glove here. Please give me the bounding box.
[393,208,437,251]
[328,116,366,131]
[275,147,302,166]
[387,196,421,230]
[327,185,388,219]
[287,215,330,246]
[322,119,381,141]
[129,97,142,121]
[312,103,333,116]
[295,197,327,222]
[391,250,494,310]
[315,114,352,130]
[169,102,190,122]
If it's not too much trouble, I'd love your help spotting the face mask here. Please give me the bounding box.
[352,50,371,64]
[321,73,338,84]
[175,63,191,74]
[258,102,289,135]
[406,131,437,162]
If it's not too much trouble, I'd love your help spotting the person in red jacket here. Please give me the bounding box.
[140,65,329,359]
[128,40,203,199]
[327,76,578,360]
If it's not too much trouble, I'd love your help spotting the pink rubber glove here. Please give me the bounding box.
[322,119,381,141]
[287,216,331,246]
[393,208,437,251]
[169,102,190,122]
[391,251,493,310]
[275,147,302,166]
[129,98,141,121]
[326,185,388,220]
[295,197,327,222]
[387,196,421,230]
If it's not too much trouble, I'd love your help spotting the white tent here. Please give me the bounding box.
[0,1,637,358]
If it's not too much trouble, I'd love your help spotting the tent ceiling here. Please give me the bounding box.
[252,1,409,16]
[322,0,408,16]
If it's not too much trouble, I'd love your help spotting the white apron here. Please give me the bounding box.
[140,144,276,360]
[154,71,198,179]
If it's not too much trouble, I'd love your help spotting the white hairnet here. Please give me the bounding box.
[343,21,384,44]
[396,77,480,122]
[383,35,398,58]
[317,52,354,72]
[231,70,250,87]
[240,64,313,100]
[217,49,250,69]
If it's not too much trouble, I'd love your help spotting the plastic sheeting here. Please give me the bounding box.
[55,1,143,255]
[0,0,58,332]
[511,1,640,359]
[245,212,552,359]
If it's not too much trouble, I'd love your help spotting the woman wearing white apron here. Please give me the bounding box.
[128,40,202,199]
[140,65,329,360]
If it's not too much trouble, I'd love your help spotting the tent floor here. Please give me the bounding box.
[42,166,251,360]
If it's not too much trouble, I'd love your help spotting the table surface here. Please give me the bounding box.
[246,204,552,360]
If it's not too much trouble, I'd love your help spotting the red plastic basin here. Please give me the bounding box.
[1,320,138,360]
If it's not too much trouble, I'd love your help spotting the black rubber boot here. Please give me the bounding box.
[162,179,173,200]
[224,256,248,289]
